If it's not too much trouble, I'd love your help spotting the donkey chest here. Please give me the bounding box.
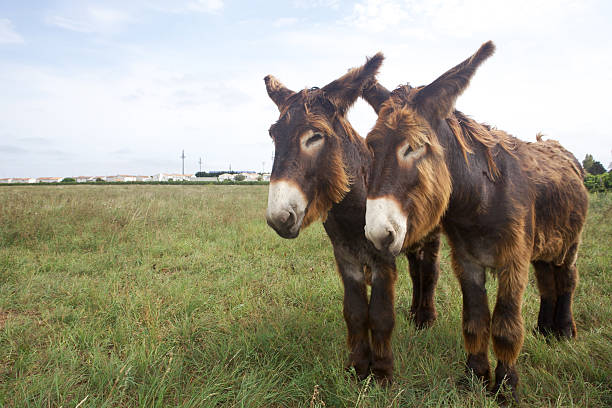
[443,220,501,268]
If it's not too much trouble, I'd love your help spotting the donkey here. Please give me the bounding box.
[264,54,442,384]
[361,41,588,400]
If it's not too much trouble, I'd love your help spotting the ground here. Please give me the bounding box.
[0,185,610,407]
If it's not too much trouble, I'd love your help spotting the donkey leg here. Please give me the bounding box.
[405,252,422,321]
[415,232,441,328]
[369,261,397,385]
[553,243,579,339]
[336,255,371,380]
[455,257,491,384]
[491,262,528,403]
[532,261,557,337]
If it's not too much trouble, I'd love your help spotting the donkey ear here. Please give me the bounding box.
[322,52,385,116]
[264,75,295,111]
[361,80,391,114]
[416,41,495,123]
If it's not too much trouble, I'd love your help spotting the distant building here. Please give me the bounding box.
[151,173,194,182]
[261,173,271,181]
[135,175,152,182]
[11,177,37,184]
[0,178,12,184]
[194,177,217,182]
[76,176,90,183]
[217,173,234,181]
[38,177,62,183]
[239,172,260,181]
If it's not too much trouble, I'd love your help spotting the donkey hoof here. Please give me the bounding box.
[555,322,577,339]
[372,371,393,387]
[345,359,371,381]
[534,324,555,338]
[492,363,519,405]
[415,309,437,329]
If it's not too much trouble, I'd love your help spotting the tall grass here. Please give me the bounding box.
[0,185,610,407]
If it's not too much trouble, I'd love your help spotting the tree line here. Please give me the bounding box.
[582,154,611,192]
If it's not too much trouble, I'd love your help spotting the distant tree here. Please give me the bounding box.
[583,154,594,172]
[195,171,206,177]
[582,154,606,175]
[95,178,104,182]
[61,177,75,183]
[589,161,606,175]
[234,174,246,182]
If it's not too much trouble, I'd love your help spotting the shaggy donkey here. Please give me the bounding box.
[264,54,441,383]
[362,41,588,400]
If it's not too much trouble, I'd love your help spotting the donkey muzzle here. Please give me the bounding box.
[365,197,407,256]
[266,180,307,239]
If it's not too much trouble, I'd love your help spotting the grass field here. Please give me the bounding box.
[0,185,610,407]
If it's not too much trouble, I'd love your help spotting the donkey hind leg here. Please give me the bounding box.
[337,257,371,380]
[369,262,398,385]
[455,258,491,384]
[491,261,529,403]
[553,243,579,339]
[406,231,441,328]
[532,260,557,337]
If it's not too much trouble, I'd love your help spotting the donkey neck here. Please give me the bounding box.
[436,115,508,220]
[326,122,371,224]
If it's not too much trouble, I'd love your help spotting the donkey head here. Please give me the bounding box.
[264,53,384,238]
[363,41,495,255]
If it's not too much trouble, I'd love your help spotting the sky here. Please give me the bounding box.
[0,0,611,178]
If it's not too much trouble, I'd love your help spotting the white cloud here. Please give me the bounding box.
[346,0,588,36]
[273,17,299,28]
[45,6,131,34]
[293,0,340,9]
[0,18,24,44]
[187,0,224,13]
[145,0,224,14]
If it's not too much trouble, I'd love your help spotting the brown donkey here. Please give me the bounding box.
[362,41,588,400]
[264,54,441,384]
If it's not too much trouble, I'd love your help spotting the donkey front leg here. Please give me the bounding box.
[369,262,397,384]
[407,231,441,328]
[453,255,491,384]
[336,255,371,380]
[491,261,529,403]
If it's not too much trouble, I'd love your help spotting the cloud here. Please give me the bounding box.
[145,0,224,14]
[273,17,299,27]
[187,0,224,13]
[0,18,24,44]
[293,0,339,9]
[345,0,586,36]
[45,6,131,34]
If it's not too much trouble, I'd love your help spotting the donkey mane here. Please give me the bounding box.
[446,110,518,181]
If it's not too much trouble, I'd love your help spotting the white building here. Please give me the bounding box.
[151,173,194,182]
[38,177,62,183]
[217,173,234,181]
[0,178,12,184]
[239,172,260,181]
[11,177,37,183]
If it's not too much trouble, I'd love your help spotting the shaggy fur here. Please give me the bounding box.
[362,41,588,402]
[264,54,442,384]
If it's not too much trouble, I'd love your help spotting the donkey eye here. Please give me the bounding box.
[403,145,413,157]
[306,132,324,147]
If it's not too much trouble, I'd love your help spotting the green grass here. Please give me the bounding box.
[0,185,610,407]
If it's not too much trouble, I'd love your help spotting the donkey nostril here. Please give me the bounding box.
[382,229,395,248]
[277,210,290,225]
[284,209,296,228]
